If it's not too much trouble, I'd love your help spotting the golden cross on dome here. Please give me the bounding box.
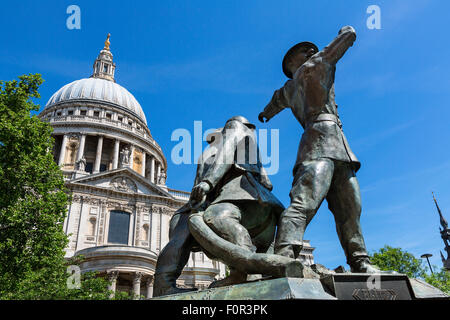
[104,33,111,50]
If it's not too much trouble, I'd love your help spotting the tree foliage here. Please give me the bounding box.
[423,268,450,295]
[0,74,128,299]
[370,245,425,278]
[370,245,449,294]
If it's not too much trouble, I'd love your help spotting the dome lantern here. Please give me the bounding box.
[91,33,116,82]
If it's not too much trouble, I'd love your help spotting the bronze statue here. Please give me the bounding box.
[187,116,303,286]
[259,26,379,273]
[153,116,304,297]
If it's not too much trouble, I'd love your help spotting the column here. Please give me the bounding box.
[58,134,68,166]
[76,134,86,162]
[150,157,155,183]
[133,272,143,300]
[192,252,196,287]
[129,145,135,169]
[158,210,163,252]
[107,270,119,298]
[141,152,146,177]
[93,135,104,173]
[112,139,120,169]
[145,276,154,299]
[157,163,161,184]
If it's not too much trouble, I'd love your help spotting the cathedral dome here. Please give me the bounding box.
[39,34,168,181]
[45,78,147,125]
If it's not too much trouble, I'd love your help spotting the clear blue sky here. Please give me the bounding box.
[1,0,449,271]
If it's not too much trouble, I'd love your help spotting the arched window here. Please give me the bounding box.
[108,210,130,245]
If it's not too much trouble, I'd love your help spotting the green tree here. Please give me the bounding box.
[370,245,426,278]
[370,245,449,294]
[0,74,125,299]
[424,268,450,294]
[0,74,68,298]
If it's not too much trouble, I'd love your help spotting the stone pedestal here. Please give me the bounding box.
[151,278,336,300]
[150,275,449,300]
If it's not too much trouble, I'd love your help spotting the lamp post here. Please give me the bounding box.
[420,253,434,274]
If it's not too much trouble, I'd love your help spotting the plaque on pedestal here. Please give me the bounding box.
[320,274,414,300]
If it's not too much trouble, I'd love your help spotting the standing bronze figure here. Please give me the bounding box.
[259,26,379,273]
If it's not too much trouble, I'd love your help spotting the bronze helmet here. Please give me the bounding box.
[282,41,319,79]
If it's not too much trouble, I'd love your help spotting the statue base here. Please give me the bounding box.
[151,274,449,300]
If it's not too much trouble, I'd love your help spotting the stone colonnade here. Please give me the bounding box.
[57,133,163,183]
[107,270,154,299]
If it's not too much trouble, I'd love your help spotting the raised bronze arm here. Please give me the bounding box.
[320,25,357,65]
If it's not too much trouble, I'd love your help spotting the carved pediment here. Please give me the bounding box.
[110,176,137,193]
[68,167,174,198]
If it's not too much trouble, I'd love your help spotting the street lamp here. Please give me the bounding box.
[420,253,434,274]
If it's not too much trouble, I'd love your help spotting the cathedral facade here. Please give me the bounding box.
[38,35,315,298]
